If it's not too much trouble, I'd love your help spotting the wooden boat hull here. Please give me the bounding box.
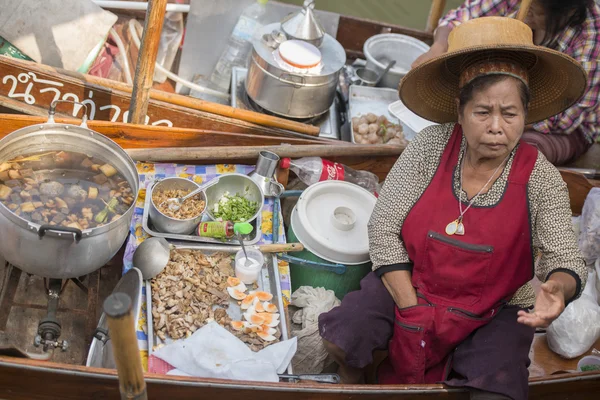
[0,355,599,400]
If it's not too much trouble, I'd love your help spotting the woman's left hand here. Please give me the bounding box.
[517,281,566,328]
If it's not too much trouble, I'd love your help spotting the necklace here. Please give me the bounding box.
[445,150,510,236]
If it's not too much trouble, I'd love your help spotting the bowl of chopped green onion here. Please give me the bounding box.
[205,173,263,224]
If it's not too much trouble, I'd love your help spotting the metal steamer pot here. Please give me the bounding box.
[245,23,346,119]
[0,101,139,279]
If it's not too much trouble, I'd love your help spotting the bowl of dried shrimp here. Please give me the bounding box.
[149,177,208,234]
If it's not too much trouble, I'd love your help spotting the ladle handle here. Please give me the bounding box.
[258,243,304,253]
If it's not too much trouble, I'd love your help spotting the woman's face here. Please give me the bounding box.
[457,77,527,161]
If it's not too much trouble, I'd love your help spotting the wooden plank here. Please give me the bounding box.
[129,0,168,125]
[0,114,326,148]
[0,56,322,140]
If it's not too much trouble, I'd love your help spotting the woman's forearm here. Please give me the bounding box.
[382,270,418,309]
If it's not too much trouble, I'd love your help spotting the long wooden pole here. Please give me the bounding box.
[104,293,147,400]
[516,0,533,21]
[126,143,404,162]
[426,0,447,33]
[128,0,168,124]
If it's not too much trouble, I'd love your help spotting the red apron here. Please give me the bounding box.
[379,124,537,384]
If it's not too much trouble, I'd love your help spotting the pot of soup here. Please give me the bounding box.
[0,100,139,279]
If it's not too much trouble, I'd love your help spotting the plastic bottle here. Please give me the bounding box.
[208,0,269,93]
[280,157,380,194]
[196,221,253,239]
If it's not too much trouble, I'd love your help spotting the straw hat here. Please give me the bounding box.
[399,17,587,124]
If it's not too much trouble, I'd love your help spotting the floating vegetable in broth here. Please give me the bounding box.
[0,150,133,229]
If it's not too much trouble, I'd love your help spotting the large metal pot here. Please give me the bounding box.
[0,102,139,279]
[245,23,346,119]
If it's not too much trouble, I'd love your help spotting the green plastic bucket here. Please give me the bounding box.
[287,224,372,300]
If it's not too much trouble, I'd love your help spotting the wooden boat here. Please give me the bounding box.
[0,112,598,399]
[0,1,599,398]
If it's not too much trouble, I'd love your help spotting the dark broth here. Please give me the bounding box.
[0,150,134,229]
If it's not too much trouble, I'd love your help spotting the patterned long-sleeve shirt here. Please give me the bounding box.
[438,0,600,143]
[368,123,588,307]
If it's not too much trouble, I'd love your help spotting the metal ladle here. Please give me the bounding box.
[132,237,174,280]
[163,177,220,212]
[374,60,396,86]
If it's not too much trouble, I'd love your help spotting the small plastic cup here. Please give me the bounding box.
[234,248,265,284]
[577,355,600,372]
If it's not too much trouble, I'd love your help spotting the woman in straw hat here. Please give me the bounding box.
[413,0,599,166]
[318,16,588,399]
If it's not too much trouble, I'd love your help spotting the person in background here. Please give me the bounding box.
[412,0,600,166]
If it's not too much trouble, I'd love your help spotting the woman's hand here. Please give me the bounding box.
[381,270,418,309]
[411,43,446,69]
[517,281,566,328]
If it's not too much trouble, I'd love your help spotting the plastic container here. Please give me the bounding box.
[577,355,600,372]
[287,180,376,300]
[235,248,265,284]
[208,0,269,92]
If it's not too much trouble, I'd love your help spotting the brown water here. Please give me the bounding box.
[277,0,465,30]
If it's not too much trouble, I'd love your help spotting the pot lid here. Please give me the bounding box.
[291,181,376,265]
[278,40,322,69]
[281,0,325,46]
[253,23,345,78]
[86,267,143,368]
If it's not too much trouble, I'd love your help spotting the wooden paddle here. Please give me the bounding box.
[104,293,148,400]
[129,0,167,124]
[427,0,447,33]
[516,0,534,22]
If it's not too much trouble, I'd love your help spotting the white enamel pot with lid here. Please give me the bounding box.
[290,180,376,265]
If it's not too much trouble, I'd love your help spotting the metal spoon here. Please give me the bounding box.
[374,60,396,86]
[237,233,251,267]
[164,177,220,212]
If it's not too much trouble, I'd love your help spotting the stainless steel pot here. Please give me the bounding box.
[245,23,346,119]
[0,101,139,279]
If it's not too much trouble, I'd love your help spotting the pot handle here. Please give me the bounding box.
[38,225,83,243]
[279,73,306,88]
[47,100,89,128]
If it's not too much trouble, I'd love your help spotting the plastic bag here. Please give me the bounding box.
[154,11,184,83]
[547,266,600,359]
[578,187,600,264]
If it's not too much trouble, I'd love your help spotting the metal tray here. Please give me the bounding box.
[348,85,416,142]
[141,191,262,245]
[147,243,291,371]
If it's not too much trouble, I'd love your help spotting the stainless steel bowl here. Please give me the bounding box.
[205,173,264,224]
[148,178,207,235]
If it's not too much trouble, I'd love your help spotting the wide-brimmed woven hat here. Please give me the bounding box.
[399,17,587,124]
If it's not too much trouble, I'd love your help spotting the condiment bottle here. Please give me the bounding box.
[196,221,253,239]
